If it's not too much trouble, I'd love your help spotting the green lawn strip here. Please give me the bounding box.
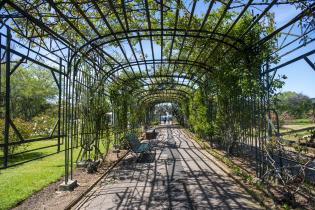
[183,129,279,209]
[0,135,114,210]
[0,147,80,210]
[0,134,114,166]
[0,139,60,166]
[283,119,314,125]
[282,132,310,142]
[281,124,315,131]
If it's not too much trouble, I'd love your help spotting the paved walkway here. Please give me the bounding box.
[74,126,262,210]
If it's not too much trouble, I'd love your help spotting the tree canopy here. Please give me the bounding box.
[275,91,313,119]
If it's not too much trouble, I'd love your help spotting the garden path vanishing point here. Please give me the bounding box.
[73,125,262,210]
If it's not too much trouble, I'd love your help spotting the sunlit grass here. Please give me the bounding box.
[278,119,315,142]
[0,139,61,166]
[283,118,314,125]
[0,149,80,210]
[0,135,114,210]
[0,139,82,210]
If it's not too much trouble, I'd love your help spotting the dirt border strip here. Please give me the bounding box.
[64,151,130,210]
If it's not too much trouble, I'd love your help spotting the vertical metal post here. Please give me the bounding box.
[112,103,117,147]
[3,28,11,168]
[254,96,259,176]
[70,70,75,180]
[64,71,69,184]
[57,58,62,152]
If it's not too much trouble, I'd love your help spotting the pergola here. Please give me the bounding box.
[0,0,314,186]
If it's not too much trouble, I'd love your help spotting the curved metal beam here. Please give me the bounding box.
[134,88,192,98]
[116,73,204,87]
[137,89,191,101]
[144,99,182,107]
[140,96,187,106]
[101,59,213,83]
[102,80,198,98]
[138,92,189,105]
[71,28,245,61]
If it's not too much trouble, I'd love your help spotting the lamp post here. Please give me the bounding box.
[311,98,315,123]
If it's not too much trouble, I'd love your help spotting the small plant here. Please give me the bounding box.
[282,203,291,210]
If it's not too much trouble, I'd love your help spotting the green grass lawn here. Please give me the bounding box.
[0,138,61,166]
[0,135,113,210]
[279,118,315,135]
[282,132,309,141]
[280,123,315,131]
[0,140,80,210]
[282,118,314,125]
[278,119,315,143]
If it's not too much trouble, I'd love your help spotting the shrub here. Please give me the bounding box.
[0,118,31,154]
[31,114,57,136]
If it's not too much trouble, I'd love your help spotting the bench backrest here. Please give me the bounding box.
[126,133,140,150]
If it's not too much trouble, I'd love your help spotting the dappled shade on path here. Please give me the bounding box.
[74,126,262,210]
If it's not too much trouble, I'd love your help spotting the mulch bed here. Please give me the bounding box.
[12,150,128,210]
[185,129,315,209]
[230,153,315,210]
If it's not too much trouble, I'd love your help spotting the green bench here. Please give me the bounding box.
[126,133,151,155]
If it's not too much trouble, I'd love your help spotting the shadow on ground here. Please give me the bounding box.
[74,126,262,210]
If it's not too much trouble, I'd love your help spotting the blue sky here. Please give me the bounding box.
[271,4,315,98]
[276,58,315,98]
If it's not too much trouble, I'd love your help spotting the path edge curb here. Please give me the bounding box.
[64,151,130,210]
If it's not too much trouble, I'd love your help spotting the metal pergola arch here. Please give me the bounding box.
[145,99,183,108]
[0,0,314,187]
[73,58,211,89]
[139,94,189,107]
[114,74,203,88]
[134,87,193,98]
[138,90,191,103]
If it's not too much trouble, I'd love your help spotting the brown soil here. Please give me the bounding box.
[185,127,315,209]
[12,150,128,210]
[230,154,315,210]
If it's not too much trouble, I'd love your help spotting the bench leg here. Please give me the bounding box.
[131,152,142,163]
[138,153,144,162]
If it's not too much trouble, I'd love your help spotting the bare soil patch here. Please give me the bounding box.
[230,153,315,210]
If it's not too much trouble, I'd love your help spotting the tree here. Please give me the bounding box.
[275,91,312,118]
[8,67,58,120]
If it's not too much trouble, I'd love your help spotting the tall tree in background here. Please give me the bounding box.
[8,67,58,120]
[275,91,312,118]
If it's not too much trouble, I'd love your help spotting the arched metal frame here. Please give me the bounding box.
[138,91,190,104]
[140,95,188,107]
[0,0,314,187]
[73,58,210,90]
